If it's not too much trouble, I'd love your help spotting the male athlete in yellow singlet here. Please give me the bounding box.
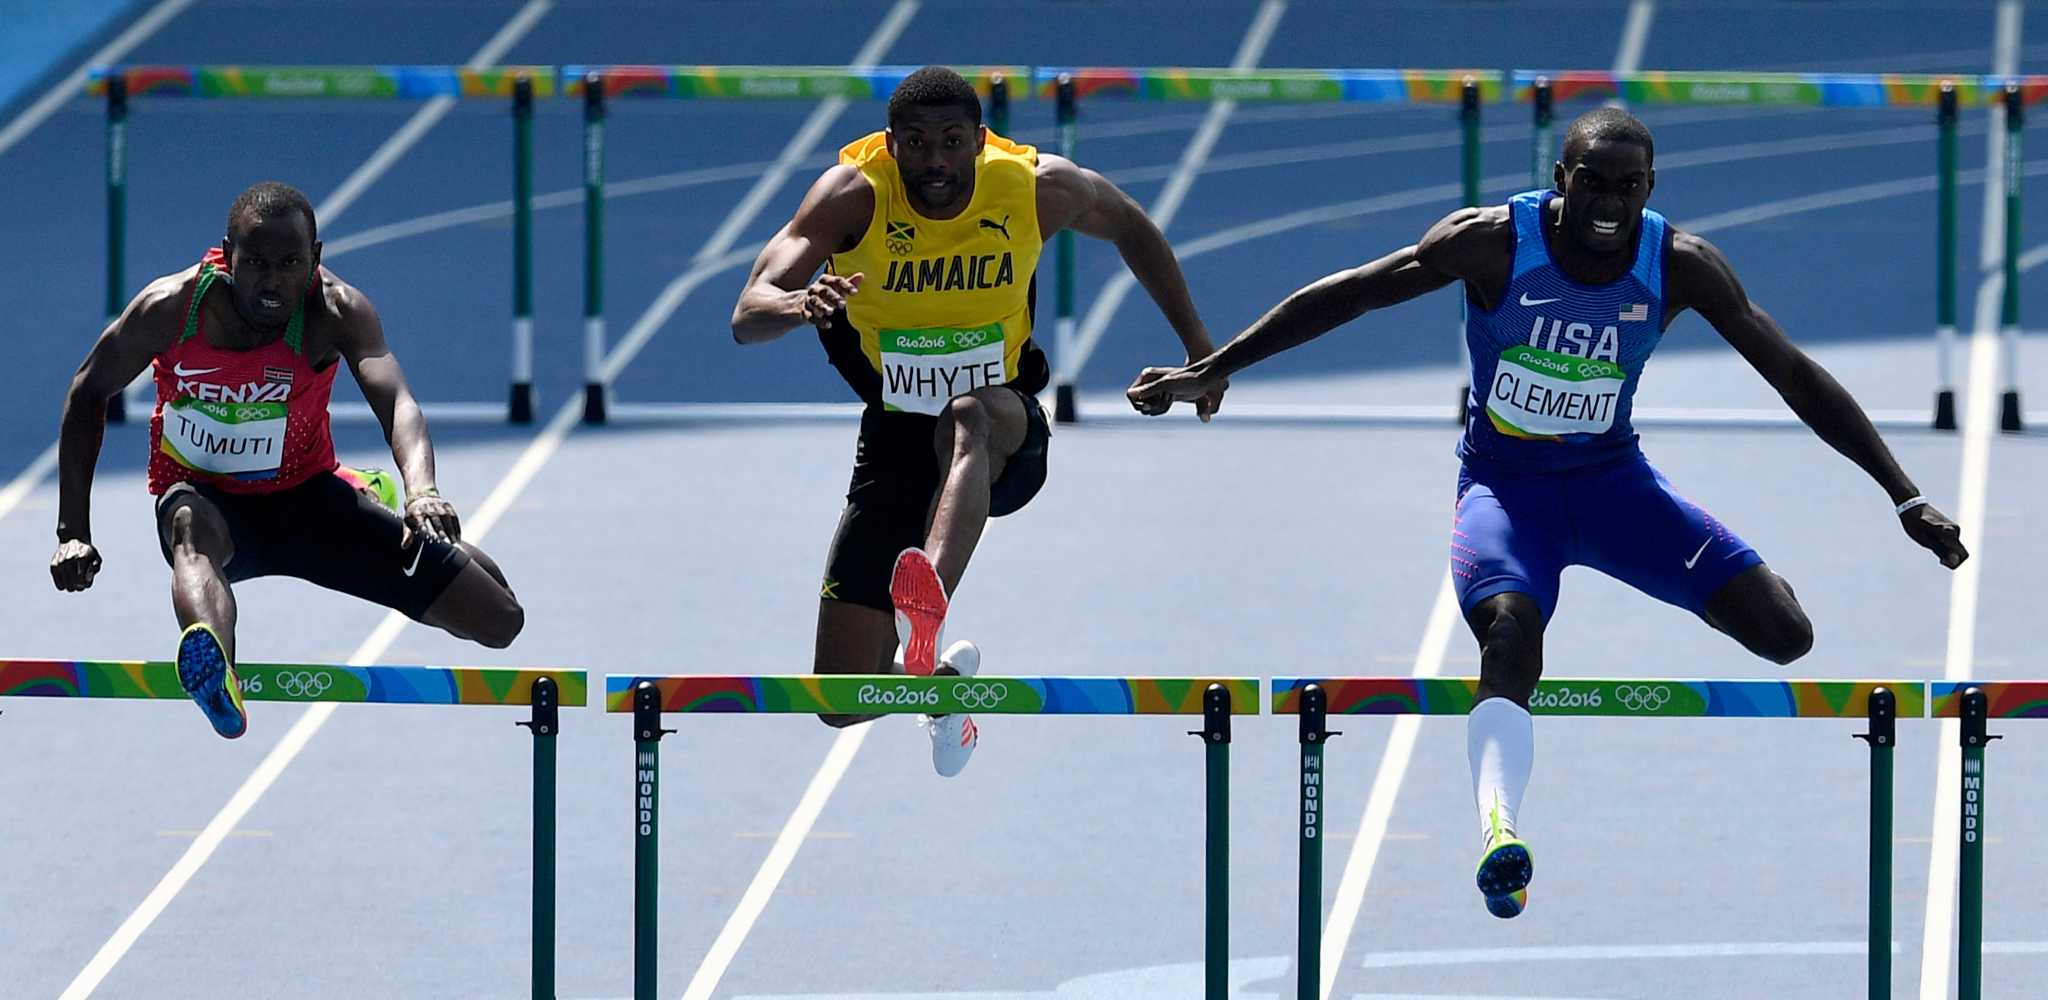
[733,66,1225,775]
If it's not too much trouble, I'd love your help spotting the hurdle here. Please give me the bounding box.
[0,658,585,1000]
[608,672,1256,1000]
[1274,676,1925,1000]
[85,65,556,425]
[557,65,1028,424]
[1029,68,1503,423]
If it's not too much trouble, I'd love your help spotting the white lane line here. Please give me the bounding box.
[678,729,866,1000]
[1053,0,1287,383]
[1922,7,2018,997]
[1919,260,2007,1000]
[1319,573,1459,999]
[53,7,557,997]
[1614,2,1656,75]
[319,0,552,225]
[1979,0,2023,271]
[1362,940,1890,969]
[0,441,58,524]
[0,0,197,157]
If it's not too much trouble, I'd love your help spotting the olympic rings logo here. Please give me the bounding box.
[277,671,335,699]
[1576,362,1615,378]
[234,406,272,421]
[954,683,1009,710]
[1615,685,1672,712]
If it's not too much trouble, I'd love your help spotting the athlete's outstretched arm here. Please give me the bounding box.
[51,278,180,591]
[732,166,874,344]
[1037,155,1228,417]
[336,284,458,546]
[1672,230,1967,568]
[1126,208,1485,416]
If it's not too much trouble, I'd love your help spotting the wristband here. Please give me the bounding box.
[1895,495,1929,516]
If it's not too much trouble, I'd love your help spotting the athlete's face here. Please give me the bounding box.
[1554,139,1653,255]
[887,106,985,216]
[221,212,321,330]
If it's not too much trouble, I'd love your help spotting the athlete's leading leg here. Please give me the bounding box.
[892,387,1032,678]
[1452,470,1562,919]
[922,386,1031,590]
[158,492,247,738]
[1702,565,1814,665]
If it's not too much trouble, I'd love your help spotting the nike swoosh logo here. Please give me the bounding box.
[402,543,426,577]
[1684,537,1713,569]
[171,363,221,377]
[1519,294,1563,307]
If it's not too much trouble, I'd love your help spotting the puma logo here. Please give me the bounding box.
[978,214,1011,240]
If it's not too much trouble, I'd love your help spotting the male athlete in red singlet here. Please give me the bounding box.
[50,182,524,738]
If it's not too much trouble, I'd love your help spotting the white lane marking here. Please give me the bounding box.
[0,0,198,157]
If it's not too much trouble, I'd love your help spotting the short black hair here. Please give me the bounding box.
[1561,107,1654,166]
[887,66,981,129]
[226,181,317,244]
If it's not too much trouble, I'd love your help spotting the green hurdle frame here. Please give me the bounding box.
[1933,681,2048,1000]
[1512,70,2031,432]
[1028,68,1502,423]
[86,65,554,425]
[0,658,585,1000]
[557,65,1028,424]
[1274,676,1924,1000]
[608,672,1255,1000]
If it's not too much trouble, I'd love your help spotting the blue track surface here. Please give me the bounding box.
[2,3,2046,999]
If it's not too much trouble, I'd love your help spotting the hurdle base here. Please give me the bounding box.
[2000,390,2023,432]
[510,382,533,424]
[1935,389,1957,431]
[1055,383,1078,424]
[583,383,607,424]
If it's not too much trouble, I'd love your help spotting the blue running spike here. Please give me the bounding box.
[176,624,247,739]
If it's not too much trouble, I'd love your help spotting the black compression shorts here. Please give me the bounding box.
[154,471,471,621]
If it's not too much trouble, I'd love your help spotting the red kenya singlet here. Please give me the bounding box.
[147,247,338,495]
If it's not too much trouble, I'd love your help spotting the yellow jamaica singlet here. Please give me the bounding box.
[823,130,1048,415]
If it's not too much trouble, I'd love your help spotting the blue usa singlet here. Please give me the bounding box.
[1456,190,1669,471]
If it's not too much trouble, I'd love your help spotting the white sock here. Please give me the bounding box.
[1467,697,1534,844]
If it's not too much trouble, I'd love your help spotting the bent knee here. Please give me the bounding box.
[938,394,994,444]
[1753,610,1814,665]
[473,593,525,649]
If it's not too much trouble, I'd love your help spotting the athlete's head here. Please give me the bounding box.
[1553,107,1655,254]
[885,66,985,215]
[222,181,321,329]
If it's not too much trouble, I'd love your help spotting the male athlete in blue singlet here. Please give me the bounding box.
[1126,108,1968,918]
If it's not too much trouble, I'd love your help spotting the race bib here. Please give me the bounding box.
[159,398,286,478]
[879,324,1007,415]
[1485,345,1626,438]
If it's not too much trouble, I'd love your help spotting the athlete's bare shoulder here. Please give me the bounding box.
[1661,224,1745,317]
[118,265,202,349]
[797,163,876,237]
[1416,205,1514,309]
[307,268,385,362]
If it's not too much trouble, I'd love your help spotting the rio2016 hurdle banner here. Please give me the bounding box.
[1274,676,1921,1000]
[558,64,1026,100]
[2,657,580,1000]
[0,658,584,706]
[614,673,1252,1000]
[604,672,1257,715]
[1272,675,1926,718]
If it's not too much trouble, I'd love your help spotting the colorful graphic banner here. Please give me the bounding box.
[0,659,585,706]
[1932,682,2048,719]
[1511,70,1992,107]
[607,674,1258,715]
[1273,677,1925,718]
[87,66,556,99]
[558,65,1029,100]
[1032,67,1501,103]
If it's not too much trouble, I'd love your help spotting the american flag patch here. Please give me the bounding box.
[1618,303,1649,322]
[263,366,293,386]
